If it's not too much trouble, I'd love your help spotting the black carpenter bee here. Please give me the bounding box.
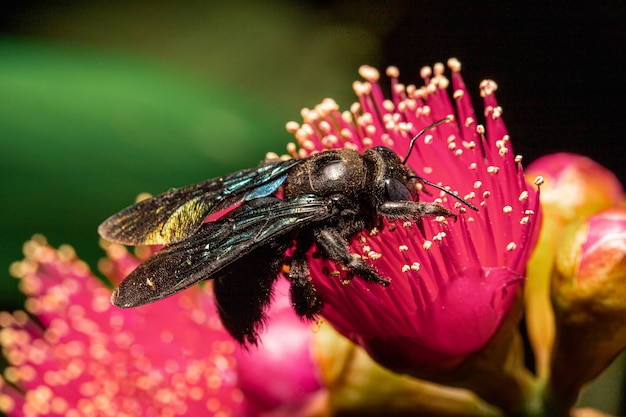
[99,119,476,344]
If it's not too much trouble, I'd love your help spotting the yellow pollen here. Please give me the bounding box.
[358,81,372,96]
[4,367,18,383]
[520,216,529,225]
[479,79,498,96]
[525,209,535,215]
[515,155,523,163]
[398,245,408,252]
[534,176,544,186]
[483,191,491,199]
[286,143,297,158]
[506,242,517,251]
[368,251,382,260]
[0,312,13,327]
[433,62,444,75]
[398,119,411,130]
[519,191,529,201]
[423,134,434,145]
[462,141,472,149]
[402,220,413,228]
[340,128,353,139]
[465,117,475,127]
[358,65,380,81]
[321,98,339,111]
[386,66,400,78]
[476,125,485,134]
[319,123,332,135]
[447,57,461,72]
[420,66,432,79]
[474,181,482,189]
[383,99,395,112]
[423,241,433,250]
[453,89,464,99]
[498,147,509,157]
[503,206,513,213]
[300,107,312,119]
[0,394,15,413]
[302,140,316,151]
[469,162,477,170]
[411,262,420,271]
[285,121,299,132]
[402,265,411,273]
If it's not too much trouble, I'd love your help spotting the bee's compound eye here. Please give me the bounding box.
[384,177,410,201]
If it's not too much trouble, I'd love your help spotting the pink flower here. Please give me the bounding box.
[0,236,323,417]
[285,60,542,374]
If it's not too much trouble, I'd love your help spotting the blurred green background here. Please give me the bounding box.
[0,0,623,414]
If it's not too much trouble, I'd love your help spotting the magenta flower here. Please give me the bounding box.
[285,60,542,374]
[0,236,324,417]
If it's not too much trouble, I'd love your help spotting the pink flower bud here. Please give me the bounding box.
[549,208,626,415]
[524,153,624,377]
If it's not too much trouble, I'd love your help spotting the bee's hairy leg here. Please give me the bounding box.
[313,227,390,286]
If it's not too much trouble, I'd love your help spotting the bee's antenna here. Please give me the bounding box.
[410,175,479,211]
[402,116,452,165]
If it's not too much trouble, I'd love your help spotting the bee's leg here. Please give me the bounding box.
[377,201,456,221]
[289,233,323,319]
[313,227,390,286]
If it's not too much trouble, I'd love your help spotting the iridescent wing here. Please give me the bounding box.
[98,159,302,246]
[111,194,334,308]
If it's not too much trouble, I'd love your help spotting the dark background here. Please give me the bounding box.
[0,0,624,414]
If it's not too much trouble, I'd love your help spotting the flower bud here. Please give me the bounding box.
[548,208,626,415]
[524,153,624,377]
